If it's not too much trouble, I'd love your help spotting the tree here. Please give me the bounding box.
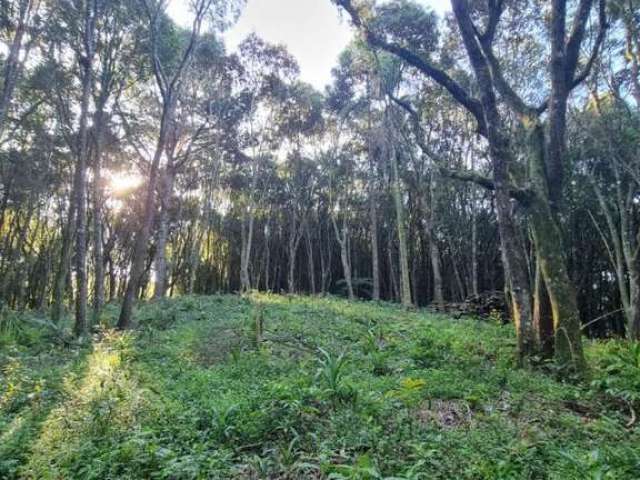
[333,0,606,371]
[0,0,41,139]
[117,0,239,329]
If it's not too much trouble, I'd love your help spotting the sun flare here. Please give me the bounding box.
[108,171,143,196]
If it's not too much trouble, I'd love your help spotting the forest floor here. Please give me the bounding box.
[1,294,639,479]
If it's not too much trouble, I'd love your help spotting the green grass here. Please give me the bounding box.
[1,294,639,479]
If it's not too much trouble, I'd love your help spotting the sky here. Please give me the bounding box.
[168,0,451,90]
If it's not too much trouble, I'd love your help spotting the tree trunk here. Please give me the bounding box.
[72,0,97,337]
[305,222,316,294]
[287,217,302,294]
[528,124,585,370]
[118,100,173,329]
[470,173,479,297]
[320,220,330,295]
[533,258,554,357]
[390,143,412,307]
[264,221,271,291]
[339,236,354,300]
[424,198,443,305]
[287,237,296,294]
[629,264,640,340]
[332,216,354,300]
[387,228,398,302]
[369,183,380,301]
[92,105,106,323]
[452,0,535,364]
[153,166,175,299]
[52,199,74,323]
[108,256,116,302]
[187,222,201,295]
[0,0,32,138]
[368,148,380,301]
[240,207,255,292]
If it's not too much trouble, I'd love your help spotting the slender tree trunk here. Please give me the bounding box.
[153,166,175,299]
[287,235,296,294]
[470,169,479,297]
[368,139,380,300]
[629,261,640,340]
[0,0,32,138]
[369,181,380,301]
[332,216,354,300]
[264,221,271,291]
[240,207,255,292]
[305,222,316,294]
[451,251,466,301]
[73,0,97,337]
[320,220,330,295]
[339,236,354,300]
[118,101,172,329]
[52,193,76,324]
[108,256,116,302]
[387,229,398,302]
[187,222,201,295]
[92,106,106,323]
[390,143,412,307]
[287,218,302,294]
[0,175,14,235]
[424,182,443,306]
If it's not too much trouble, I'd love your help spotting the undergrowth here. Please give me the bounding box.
[1,294,638,479]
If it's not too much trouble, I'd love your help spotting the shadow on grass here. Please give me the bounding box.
[1,340,93,478]
[1,328,144,479]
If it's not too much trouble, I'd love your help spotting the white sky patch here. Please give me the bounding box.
[168,0,451,90]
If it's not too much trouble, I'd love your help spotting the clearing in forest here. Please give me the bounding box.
[1,294,638,479]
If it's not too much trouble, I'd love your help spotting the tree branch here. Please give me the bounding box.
[332,0,487,136]
[570,0,607,89]
[388,91,532,206]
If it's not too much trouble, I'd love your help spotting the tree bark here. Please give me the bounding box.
[92,102,107,323]
[118,0,207,328]
[72,0,97,337]
[425,177,443,306]
[332,215,354,300]
[153,165,175,299]
[305,221,316,294]
[367,86,380,301]
[390,143,412,307]
[533,258,554,357]
[451,0,538,364]
[118,101,172,328]
[51,198,75,323]
[527,124,585,369]
[240,207,255,292]
[0,0,34,138]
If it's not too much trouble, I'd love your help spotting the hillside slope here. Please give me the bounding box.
[1,295,639,479]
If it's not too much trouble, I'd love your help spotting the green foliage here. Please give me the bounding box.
[1,295,638,479]
[316,347,348,392]
[370,0,439,56]
[409,329,451,368]
[590,341,640,405]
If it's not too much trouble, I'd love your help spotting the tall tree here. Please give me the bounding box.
[118,0,237,328]
[333,0,605,371]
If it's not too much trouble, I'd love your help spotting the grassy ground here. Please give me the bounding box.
[1,294,639,479]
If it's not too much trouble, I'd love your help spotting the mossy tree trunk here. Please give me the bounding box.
[527,124,586,371]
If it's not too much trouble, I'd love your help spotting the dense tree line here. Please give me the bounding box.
[1,0,639,373]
